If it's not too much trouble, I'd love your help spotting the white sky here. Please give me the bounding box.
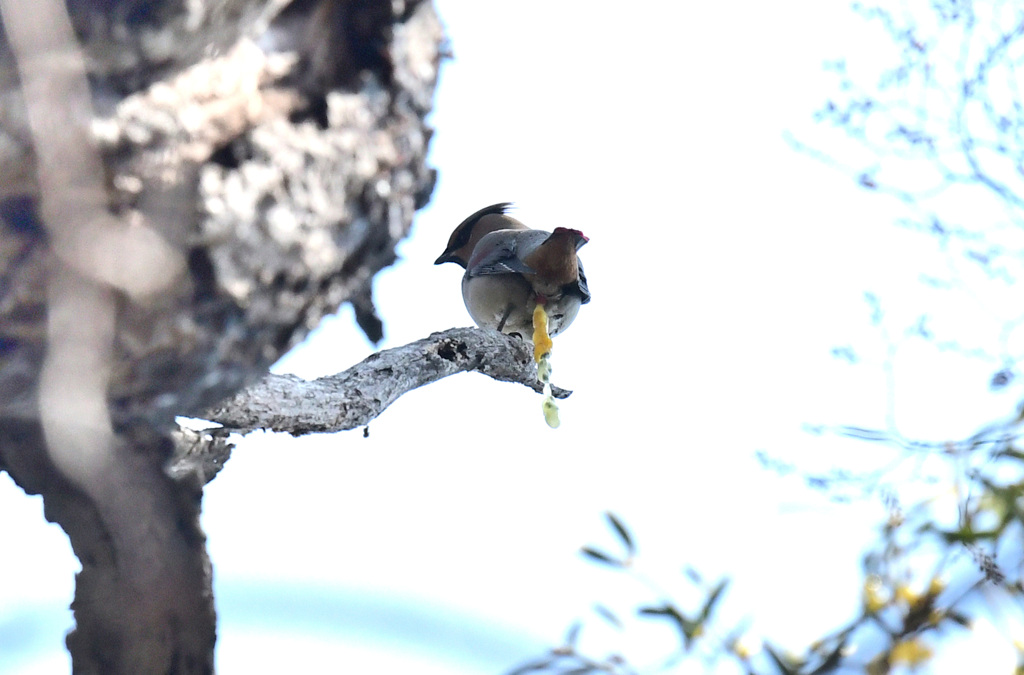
[2,1,1021,673]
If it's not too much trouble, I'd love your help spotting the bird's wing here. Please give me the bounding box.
[575,259,591,304]
[467,230,549,277]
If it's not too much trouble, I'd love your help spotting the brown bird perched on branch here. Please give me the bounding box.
[434,203,590,342]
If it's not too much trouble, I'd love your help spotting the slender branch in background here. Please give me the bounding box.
[514,4,1024,674]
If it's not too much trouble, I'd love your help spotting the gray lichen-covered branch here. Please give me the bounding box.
[205,327,571,435]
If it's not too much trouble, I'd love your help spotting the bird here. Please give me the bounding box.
[434,203,590,342]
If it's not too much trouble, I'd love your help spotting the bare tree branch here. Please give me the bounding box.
[205,327,572,435]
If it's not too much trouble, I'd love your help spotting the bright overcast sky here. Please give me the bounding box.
[1,1,1020,673]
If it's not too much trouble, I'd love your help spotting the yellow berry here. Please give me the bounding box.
[532,304,553,362]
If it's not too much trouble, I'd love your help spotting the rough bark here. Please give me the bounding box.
[0,0,444,670]
[208,327,570,434]
[169,327,570,482]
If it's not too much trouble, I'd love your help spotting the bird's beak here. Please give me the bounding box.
[434,251,457,265]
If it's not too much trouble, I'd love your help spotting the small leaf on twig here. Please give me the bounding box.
[604,512,635,555]
[594,604,622,629]
[563,621,581,647]
[580,547,622,567]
